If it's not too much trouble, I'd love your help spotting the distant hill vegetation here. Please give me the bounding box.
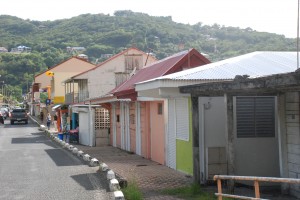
[0,10,297,100]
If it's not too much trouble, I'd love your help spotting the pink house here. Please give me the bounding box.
[108,49,210,165]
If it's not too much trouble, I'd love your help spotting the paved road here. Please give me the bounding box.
[0,119,112,200]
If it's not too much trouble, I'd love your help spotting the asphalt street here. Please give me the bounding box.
[0,118,113,200]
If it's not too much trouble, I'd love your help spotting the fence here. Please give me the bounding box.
[214,175,300,200]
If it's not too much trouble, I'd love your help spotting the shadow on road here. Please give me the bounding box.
[4,123,38,128]
[71,172,110,191]
[45,149,84,167]
[11,135,57,148]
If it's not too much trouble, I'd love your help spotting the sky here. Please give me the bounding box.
[0,0,298,38]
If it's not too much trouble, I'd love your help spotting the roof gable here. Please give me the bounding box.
[112,48,210,99]
[70,47,156,79]
[34,56,95,78]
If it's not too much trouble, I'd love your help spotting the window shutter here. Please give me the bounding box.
[236,97,275,138]
[255,97,275,137]
[236,97,255,137]
[176,98,189,141]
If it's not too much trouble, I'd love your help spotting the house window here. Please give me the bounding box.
[117,115,120,122]
[158,103,163,115]
[236,97,275,138]
[94,108,110,130]
[124,54,143,72]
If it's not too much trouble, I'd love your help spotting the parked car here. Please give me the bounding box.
[10,108,28,125]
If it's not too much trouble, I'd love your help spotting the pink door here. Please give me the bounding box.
[150,101,165,165]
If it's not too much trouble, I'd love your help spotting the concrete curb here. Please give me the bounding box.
[32,115,126,199]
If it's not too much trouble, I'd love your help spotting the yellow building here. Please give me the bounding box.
[34,56,96,105]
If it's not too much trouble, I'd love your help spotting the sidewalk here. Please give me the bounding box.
[29,114,193,199]
[29,115,298,200]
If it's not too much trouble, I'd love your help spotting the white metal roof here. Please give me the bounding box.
[137,51,298,86]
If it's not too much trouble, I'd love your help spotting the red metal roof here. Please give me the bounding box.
[112,48,210,100]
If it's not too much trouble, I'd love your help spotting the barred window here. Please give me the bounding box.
[94,108,110,130]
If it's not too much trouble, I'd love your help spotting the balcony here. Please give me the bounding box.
[65,92,89,104]
[65,92,78,104]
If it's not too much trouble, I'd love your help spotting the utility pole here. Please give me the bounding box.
[297,0,299,69]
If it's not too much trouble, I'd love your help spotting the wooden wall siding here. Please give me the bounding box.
[286,92,300,197]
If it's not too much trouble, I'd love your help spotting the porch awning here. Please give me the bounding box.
[52,104,61,111]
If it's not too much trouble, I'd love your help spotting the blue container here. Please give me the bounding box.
[58,133,64,140]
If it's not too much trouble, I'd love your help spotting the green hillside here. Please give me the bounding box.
[0,10,297,100]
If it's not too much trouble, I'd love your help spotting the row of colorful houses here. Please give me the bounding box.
[28,48,300,198]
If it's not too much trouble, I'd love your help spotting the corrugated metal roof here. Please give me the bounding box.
[142,51,297,82]
[111,49,198,95]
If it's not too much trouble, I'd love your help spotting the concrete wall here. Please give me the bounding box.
[286,92,300,197]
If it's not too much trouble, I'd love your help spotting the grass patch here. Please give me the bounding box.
[162,183,219,200]
[121,180,143,200]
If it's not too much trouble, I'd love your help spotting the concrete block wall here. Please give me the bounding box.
[286,92,300,198]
